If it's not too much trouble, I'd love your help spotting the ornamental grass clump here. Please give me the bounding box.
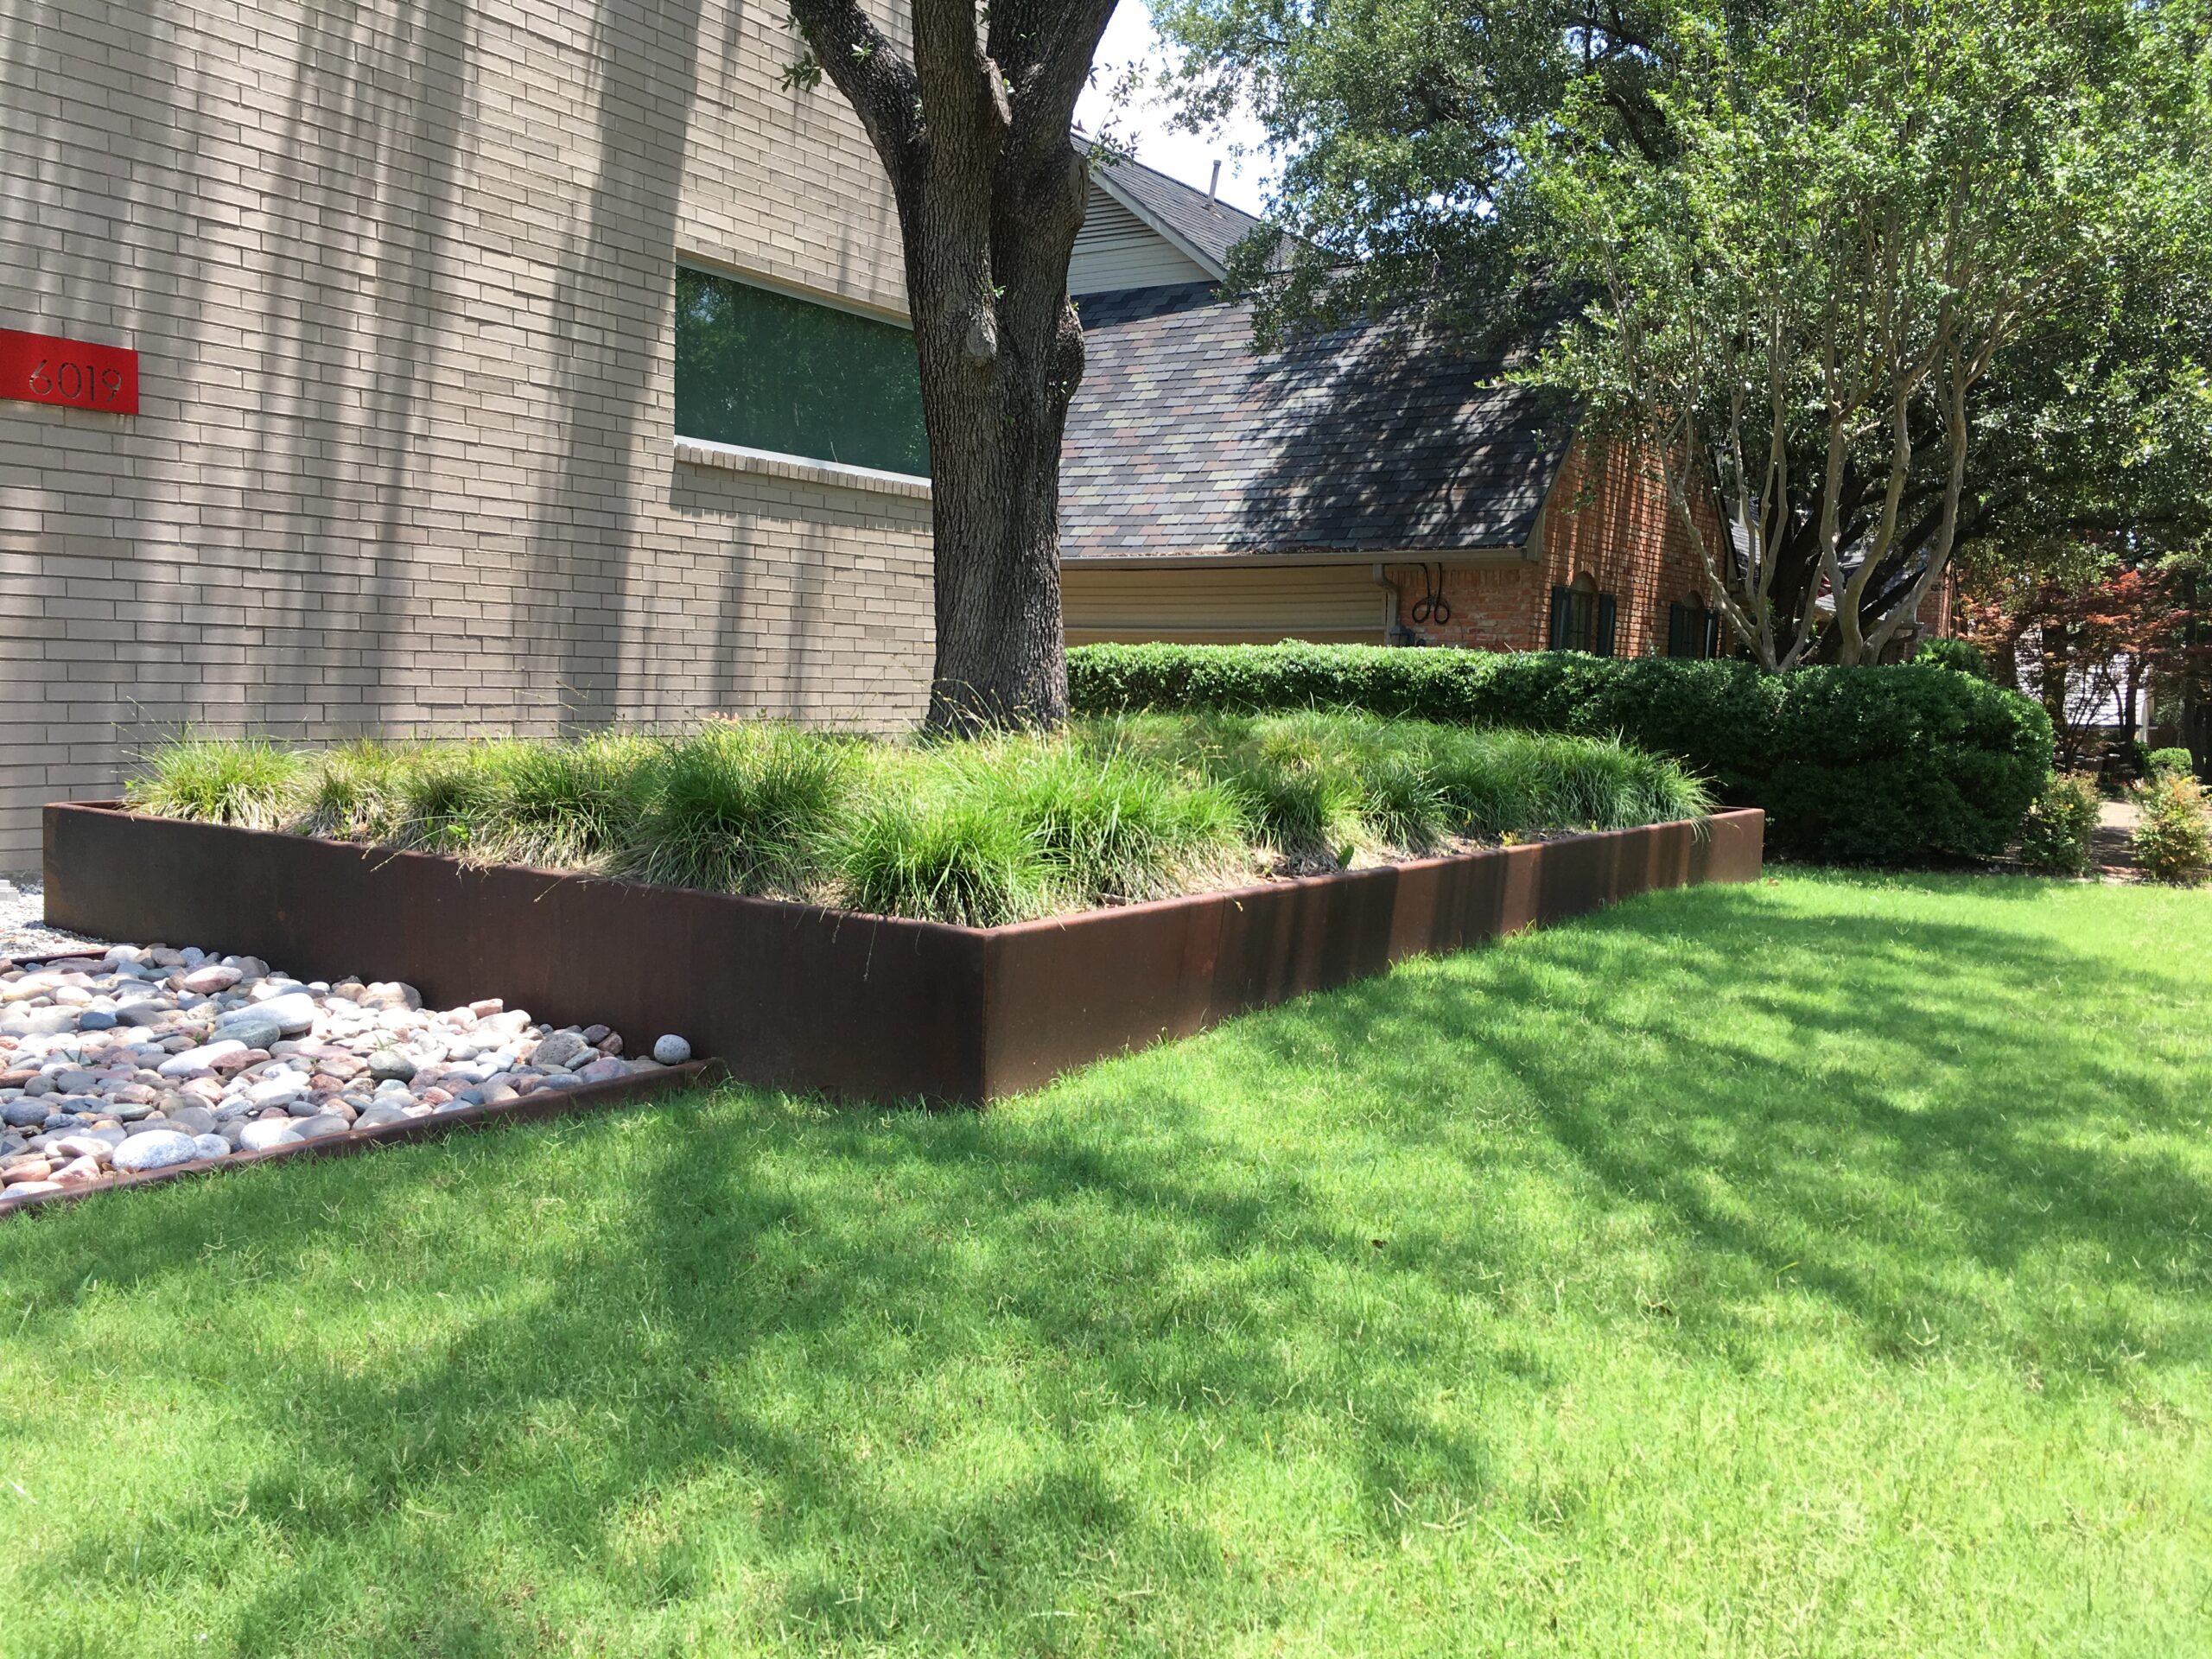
[619,722,850,895]
[126,737,306,830]
[1103,711,1712,864]
[950,735,1249,904]
[2131,772,2210,885]
[475,732,658,868]
[124,714,1713,922]
[833,791,1056,927]
[294,739,416,842]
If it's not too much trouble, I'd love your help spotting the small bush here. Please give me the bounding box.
[2015,775,2101,876]
[1070,643,2054,865]
[126,737,306,830]
[2132,773,2211,884]
[1916,638,1990,679]
[2148,746,2196,779]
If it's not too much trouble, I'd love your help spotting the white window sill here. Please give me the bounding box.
[674,436,931,501]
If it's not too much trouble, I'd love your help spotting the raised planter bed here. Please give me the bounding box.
[45,803,1765,1105]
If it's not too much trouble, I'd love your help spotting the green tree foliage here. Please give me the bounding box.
[1153,0,2212,668]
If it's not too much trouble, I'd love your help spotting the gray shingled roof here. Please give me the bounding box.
[1061,283,1574,560]
[1075,137,1275,276]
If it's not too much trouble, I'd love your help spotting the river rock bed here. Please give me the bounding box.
[0,944,693,1205]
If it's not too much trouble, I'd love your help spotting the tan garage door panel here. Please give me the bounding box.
[1063,564,1385,645]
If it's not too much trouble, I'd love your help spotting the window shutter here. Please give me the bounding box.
[1548,585,1571,650]
[1667,603,1688,658]
[1596,593,1618,658]
[1705,609,1722,660]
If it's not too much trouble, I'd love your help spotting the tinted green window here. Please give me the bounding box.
[674,267,929,476]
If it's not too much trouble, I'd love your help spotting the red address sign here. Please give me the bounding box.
[0,327,138,415]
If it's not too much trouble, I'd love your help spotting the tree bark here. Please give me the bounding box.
[785,0,1116,733]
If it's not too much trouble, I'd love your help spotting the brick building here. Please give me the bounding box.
[0,0,939,865]
[1062,155,1729,658]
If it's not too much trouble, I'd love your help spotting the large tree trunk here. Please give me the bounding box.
[786,0,1115,734]
[904,133,1089,730]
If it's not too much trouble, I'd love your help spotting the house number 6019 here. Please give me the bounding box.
[0,327,141,415]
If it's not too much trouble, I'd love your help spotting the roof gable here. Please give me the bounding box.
[1062,284,1575,560]
[1069,137,1281,296]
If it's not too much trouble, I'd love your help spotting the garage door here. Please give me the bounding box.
[1063,563,1387,646]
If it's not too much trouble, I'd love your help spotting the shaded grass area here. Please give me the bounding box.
[2,871,2208,1655]
[125,715,1711,925]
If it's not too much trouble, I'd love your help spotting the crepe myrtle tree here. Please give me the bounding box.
[1522,0,2209,669]
[783,0,1119,732]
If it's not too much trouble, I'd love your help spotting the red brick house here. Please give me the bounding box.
[1060,152,1732,658]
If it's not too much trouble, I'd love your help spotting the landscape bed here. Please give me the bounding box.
[44,800,1764,1104]
[1,1048,709,1218]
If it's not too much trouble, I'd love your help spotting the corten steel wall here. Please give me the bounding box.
[1385,436,1729,655]
[0,0,933,868]
[47,803,1766,1105]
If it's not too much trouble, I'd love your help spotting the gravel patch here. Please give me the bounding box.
[0,943,692,1208]
[0,876,109,959]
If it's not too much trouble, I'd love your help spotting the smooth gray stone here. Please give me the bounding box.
[112,1129,200,1173]
[213,1012,283,1052]
[290,1115,348,1139]
[365,1049,416,1084]
[652,1034,692,1065]
[191,1135,231,1160]
[252,991,319,1035]
[2,1101,48,1128]
[75,1010,118,1031]
[2,1007,81,1038]
[237,1121,303,1152]
[532,1030,592,1070]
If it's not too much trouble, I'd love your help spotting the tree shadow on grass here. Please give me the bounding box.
[1227,877,2212,1374]
[2,876,2204,1650]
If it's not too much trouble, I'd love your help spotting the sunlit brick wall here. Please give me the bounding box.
[0,0,931,864]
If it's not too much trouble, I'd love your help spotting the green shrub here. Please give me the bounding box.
[2015,775,2101,876]
[126,737,306,830]
[1916,637,1990,679]
[2132,773,2211,885]
[1069,643,2053,865]
[619,722,850,895]
[2148,746,2196,779]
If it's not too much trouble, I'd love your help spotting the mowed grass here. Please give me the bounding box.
[2,871,2209,1656]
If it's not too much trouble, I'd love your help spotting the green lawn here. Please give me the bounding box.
[3,870,2209,1656]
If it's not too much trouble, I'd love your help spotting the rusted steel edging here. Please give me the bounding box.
[0,1060,714,1220]
[42,803,1765,1105]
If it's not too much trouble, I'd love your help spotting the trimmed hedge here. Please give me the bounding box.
[1069,643,2056,865]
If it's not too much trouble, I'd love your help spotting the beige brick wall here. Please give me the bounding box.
[0,0,932,866]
